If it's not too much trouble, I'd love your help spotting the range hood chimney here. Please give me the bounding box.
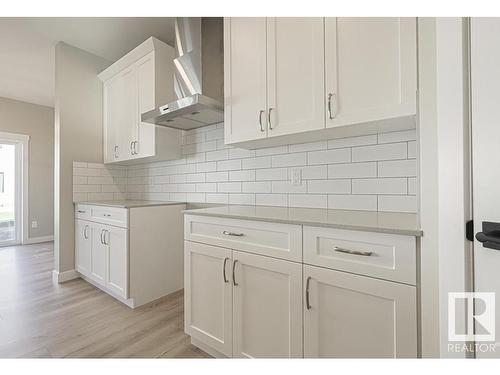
[141,17,224,130]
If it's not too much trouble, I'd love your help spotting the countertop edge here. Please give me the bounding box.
[182,210,423,237]
[75,201,187,209]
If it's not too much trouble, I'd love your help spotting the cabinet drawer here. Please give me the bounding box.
[303,226,416,285]
[90,206,128,228]
[185,215,302,262]
[75,204,91,220]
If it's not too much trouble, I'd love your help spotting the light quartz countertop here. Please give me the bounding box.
[183,205,422,237]
[75,200,187,209]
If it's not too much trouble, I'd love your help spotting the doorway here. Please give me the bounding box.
[0,132,29,247]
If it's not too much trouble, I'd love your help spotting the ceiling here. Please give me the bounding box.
[0,18,175,107]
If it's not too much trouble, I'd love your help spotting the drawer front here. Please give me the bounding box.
[90,206,128,228]
[303,226,416,285]
[75,204,91,220]
[185,215,302,262]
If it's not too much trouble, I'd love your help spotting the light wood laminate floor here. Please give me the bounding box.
[0,242,210,358]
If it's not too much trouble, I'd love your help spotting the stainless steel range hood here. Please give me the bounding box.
[141,17,224,130]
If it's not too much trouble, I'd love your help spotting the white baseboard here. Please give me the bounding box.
[52,269,79,284]
[24,235,54,244]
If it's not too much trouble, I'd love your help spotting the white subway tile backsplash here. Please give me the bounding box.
[218,182,242,193]
[217,159,241,171]
[256,145,288,156]
[328,162,377,178]
[272,153,307,168]
[256,168,288,181]
[73,125,418,213]
[352,178,407,195]
[229,193,255,205]
[289,141,327,153]
[206,149,229,161]
[289,194,328,209]
[378,160,417,177]
[229,148,256,159]
[242,181,272,193]
[352,143,407,162]
[307,179,351,194]
[408,141,417,159]
[186,193,206,203]
[196,162,217,173]
[229,170,256,181]
[206,172,228,183]
[378,195,417,213]
[328,195,378,211]
[327,134,377,149]
[206,193,229,204]
[186,173,206,183]
[308,148,351,165]
[408,177,418,195]
[298,165,327,180]
[378,129,416,144]
[255,193,288,207]
[272,181,307,194]
[196,183,217,193]
[242,156,271,170]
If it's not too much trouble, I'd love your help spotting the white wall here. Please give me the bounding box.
[54,42,109,275]
[0,96,54,239]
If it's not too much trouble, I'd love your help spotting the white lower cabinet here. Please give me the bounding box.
[75,219,91,276]
[77,219,128,296]
[184,214,419,358]
[105,226,128,299]
[184,241,233,357]
[75,203,184,308]
[89,223,107,287]
[232,250,303,358]
[303,264,417,358]
[184,241,303,358]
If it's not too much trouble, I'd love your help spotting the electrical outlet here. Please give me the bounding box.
[31,220,38,229]
[290,168,302,186]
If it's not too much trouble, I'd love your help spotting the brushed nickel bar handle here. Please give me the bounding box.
[84,225,89,240]
[306,276,312,310]
[333,246,373,257]
[222,230,245,237]
[268,108,273,130]
[100,229,105,245]
[223,257,230,283]
[232,260,239,286]
[77,210,86,214]
[258,110,265,132]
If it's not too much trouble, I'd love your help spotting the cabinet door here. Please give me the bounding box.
[75,219,91,276]
[325,17,416,128]
[184,241,233,357]
[232,251,303,358]
[136,52,156,159]
[105,226,128,299]
[89,224,106,287]
[303,265,417,358]
[267,18,325,137]
[120,67,138,159]
[224,17,268,144]
[103,76,123,162]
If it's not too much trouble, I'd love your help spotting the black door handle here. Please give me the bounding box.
[476,221,500,251]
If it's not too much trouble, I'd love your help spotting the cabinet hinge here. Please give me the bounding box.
[466,220,474,242]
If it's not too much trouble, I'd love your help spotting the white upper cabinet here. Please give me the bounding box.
[99,37,181,164]
[224,17,417,148]
[224,18,268,143]
[325,18,417,128]
[267,18,325,137]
